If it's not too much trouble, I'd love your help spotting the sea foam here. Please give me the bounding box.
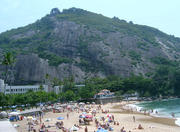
[126,104,143,112]
[175,118,180,126]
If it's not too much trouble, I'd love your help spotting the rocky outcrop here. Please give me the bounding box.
[50,8,60,15]
[0,8,180,84]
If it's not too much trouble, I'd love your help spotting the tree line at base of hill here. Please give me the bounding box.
[1,65,180,107]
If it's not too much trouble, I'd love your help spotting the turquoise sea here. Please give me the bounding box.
[133,98,180,126]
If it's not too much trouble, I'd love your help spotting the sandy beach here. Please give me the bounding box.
[11,101,180,132]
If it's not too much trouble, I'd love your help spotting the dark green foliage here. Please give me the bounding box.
[77,58,104,72]
[174,70,180,95]
[151,57,177,66]
[38,52,72,66]
[1,64,180,107]
[0,7,179,71]
[0,8,179,100]
[1,52,16,94]
[137,41,149,51]
[0,91,57,107]
[129,50,141,61]
[55,7,180,49]
[63,77,76,92]
[57,11,117,33]
[34,17,54,31]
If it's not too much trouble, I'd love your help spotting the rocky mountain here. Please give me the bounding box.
[0,7,180,84]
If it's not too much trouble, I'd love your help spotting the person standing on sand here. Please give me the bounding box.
[120,126,125,132]
[40,116,42,124]
[133,116,135,122]
[155,110,158,114]
[67,113,69,119]
[112,115,114,121]
[85,126,88,132]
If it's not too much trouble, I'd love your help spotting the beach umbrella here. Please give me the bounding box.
[67,105,71,109]
[9,112,20,116]
[82,112,87,115]
[0,111,8,116]
[96,128,108,132]
[105,118,109,122]
[79,102,85,105]
[32,118,37,121]
[57,107,62,110]
[45,118,51,122]
[79,115,86,118]
[106,114,112,117]
[47,106,52,109]
[27,116,33,119]
[92,110,96,112]
[61,104,67,107]
[13,124,20,128]
[57,117,64,120]
[95,116,100,119]
[85,114,93,118]
[11,105,17,109]
[70,126,79,131]
[0,111,8,118]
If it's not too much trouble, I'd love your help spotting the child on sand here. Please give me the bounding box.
[133,124,144,130]
[138,124,144,129]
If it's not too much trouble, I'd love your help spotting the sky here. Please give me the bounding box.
[0,0,180,37]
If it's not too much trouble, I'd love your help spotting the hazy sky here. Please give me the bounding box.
[1,0,180,37]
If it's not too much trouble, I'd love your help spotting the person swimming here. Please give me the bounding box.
[171,112,175,118]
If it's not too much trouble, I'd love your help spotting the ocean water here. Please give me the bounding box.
[133,98,180,126]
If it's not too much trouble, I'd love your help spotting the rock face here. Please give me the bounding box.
[50,8,60,15]
[0,8,180,84]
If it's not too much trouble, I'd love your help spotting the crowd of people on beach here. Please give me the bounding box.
[5,102,147,132]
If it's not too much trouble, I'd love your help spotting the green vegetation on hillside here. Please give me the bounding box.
[128,50,141,61]
[0,7,179,85]
[38,52,72,66]
[57,8,180,45]
[1,63,180,107]
[0,7,179,69]
[151,57,177,66]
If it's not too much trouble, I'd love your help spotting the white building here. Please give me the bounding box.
[0,79,85,95]
[0,79,48,94]
[94,89,115,99]
[54,86,61,94]
[0,79,5,93]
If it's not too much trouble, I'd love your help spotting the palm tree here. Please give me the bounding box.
[45,73,51,92]
[45,73,50,83]
[2,52,15,94]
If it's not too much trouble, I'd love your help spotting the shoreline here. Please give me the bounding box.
[111,101,178,127]
[10,101,180,132]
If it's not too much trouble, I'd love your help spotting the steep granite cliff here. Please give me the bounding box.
[0,8,180,84]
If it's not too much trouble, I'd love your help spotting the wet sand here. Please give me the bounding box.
[112,103,177,126]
